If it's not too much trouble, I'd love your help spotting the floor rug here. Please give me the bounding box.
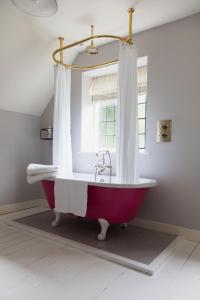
[12,210,178,275]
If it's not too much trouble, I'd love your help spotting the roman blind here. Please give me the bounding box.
[90,66,147,101]
[90,73,118,101]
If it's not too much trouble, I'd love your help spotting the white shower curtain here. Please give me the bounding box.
[116,43,139,183]
[53,65,72,177]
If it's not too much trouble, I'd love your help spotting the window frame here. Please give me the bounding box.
[81,57,148,153]
[95,100,117,151]
[138,101,147,150]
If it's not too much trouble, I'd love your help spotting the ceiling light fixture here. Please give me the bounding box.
[10,0,58,17]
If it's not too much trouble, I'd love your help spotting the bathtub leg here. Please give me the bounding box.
[98,218,109,241]
[121,223,128,229]
[52,210,61,227]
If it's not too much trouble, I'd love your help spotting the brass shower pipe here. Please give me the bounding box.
[52,8,135,70]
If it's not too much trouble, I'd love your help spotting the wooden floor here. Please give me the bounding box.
[0,207,200,300]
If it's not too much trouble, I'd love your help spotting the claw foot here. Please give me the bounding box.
[98,218,109,241]
[121,223,128,229]
[52,210,61,227]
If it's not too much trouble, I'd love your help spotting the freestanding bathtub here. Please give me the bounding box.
[41,173,157,240]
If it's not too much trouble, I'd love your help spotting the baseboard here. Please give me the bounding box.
[2,198,200,242]
[133,218,200,242]
[0,199,44,215]
[39,197,200,242]
[39,199,49,208]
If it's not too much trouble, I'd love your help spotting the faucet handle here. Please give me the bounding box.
[105,165,112,169]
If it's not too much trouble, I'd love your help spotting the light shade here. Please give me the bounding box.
[10,0,58,17]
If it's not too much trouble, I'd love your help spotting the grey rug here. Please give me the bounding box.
[14,211,177,265]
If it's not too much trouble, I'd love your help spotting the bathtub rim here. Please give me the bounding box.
[46,173,157,189]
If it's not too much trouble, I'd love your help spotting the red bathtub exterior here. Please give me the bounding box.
[41,180,149,224]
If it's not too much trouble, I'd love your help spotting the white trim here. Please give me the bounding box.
[79,149,150,155]
[39,199,49,208]
[133,218,200,242]
[0,207,49,225]
[139,149,151,155]
[7,217,181,276]
[0,199,44,215]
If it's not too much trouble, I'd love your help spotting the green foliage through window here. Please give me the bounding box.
[98,104,116,150]
[97,96,146,150]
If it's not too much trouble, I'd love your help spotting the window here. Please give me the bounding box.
[137,65,147,149]
[81,57,147,152]
[95,101,116,151]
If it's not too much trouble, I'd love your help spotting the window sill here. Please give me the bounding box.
[79,151,116,155]
[139,149,150,155]
[79,149,150,155]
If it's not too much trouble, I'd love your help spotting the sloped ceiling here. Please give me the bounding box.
[1,0,200,116]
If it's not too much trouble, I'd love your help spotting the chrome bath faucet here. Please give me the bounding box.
[94,150,112,182]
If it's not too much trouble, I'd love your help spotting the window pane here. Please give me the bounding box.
[138,103,146,119]
[138,94,146,104]
[106,106,115,121]
[99,122,106,136]
[113,136,116,148]
[99,135,105,148]
[138,119,145,134]
[139,134,145,149]
[106,136,114,149]
[99,107,107,122]
[106,122,115,136]
[97,103,116,150]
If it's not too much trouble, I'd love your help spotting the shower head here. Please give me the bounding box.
[85,25,99,55]
[85,43,98,55]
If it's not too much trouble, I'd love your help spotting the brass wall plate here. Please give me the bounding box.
[157,120,171,142]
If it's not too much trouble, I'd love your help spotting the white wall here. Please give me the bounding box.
[0,109,42,205]
[41,13,200,230]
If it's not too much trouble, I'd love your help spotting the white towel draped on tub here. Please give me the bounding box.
[55,178,88,217]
